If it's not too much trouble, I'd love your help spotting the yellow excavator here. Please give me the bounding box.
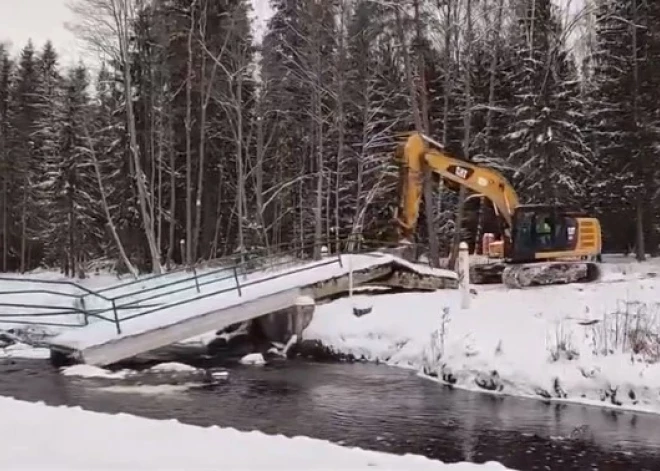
[394,132,603,288]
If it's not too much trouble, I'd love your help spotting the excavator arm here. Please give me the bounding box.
[396,132,520,242]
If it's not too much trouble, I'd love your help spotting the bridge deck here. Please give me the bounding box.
[46,253,456,366]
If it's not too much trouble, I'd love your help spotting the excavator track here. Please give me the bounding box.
[501,261,602,289]
[471,263,506,285]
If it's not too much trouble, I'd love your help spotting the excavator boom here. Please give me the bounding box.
[396,133,519,241]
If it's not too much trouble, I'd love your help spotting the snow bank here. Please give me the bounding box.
[96,384,197,395]
[0,343,50,359]
[241,353,266,365]
[61,364,129,379]
[148,362,199,373]
[0,396,509,470]
[306,258,660,414]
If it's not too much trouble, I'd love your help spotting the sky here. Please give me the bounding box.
[0,0,274,67]
[0,0,585,68]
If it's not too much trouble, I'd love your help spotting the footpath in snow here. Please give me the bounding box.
[0,396,509,470]
[306,257,660,415]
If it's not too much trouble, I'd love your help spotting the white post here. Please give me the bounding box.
[348,254,353,301]
[458,241,471,309]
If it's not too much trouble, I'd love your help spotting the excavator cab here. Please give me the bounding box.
[506,205,601,263]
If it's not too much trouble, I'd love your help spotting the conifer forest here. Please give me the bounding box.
[0,0,657,276]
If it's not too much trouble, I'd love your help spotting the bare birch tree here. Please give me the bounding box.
[69,0,163,273]
[394,2,440,267]
[81,118,138,277]
[449,0,474,269]
[474,0,506,251]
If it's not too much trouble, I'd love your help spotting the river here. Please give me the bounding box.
[1,357,659,470]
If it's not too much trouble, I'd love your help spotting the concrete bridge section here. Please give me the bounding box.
[46,253,456,367]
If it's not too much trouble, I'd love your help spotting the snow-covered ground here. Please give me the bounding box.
[0,396,509,470]
[4,255,660,469]
[306,256,660,414]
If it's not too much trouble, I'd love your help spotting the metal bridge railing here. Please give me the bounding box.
[0,236,434,336]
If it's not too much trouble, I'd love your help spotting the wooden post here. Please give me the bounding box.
[458,241,470,309]
[348,254,353,300]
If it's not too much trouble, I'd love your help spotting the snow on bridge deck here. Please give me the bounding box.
[46,253,456,366]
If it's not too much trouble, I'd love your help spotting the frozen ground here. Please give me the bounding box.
[305,256,660,414]
[0,396,509,470]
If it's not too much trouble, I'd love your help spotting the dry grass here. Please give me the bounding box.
[548,320,579,362]
[422,307,451,374]
[588,301,660,363]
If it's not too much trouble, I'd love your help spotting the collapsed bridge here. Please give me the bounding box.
[0,252,456,367]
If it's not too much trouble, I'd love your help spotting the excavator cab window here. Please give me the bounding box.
[510,210,536,258]
[535,214,554,249]
[517,213,534,249]
[510,208,581,260]
[511,208,570,260]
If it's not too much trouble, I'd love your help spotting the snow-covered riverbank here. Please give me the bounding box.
[3,255,660,417]
[306,258,660,414]
[0,396,509,470]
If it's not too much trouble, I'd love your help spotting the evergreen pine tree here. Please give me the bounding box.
[0,46,13,271]
[589,0,660,255]
[34,42,67,271]
[505,0,592,207]
[10,41,42,272]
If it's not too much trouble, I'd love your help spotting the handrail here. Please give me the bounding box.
[120,258,340,325]
[0,235,436,334]
[90,237,322,296]
[0,277,110,300]
[86,253,343,333]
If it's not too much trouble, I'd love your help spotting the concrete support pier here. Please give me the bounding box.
[256,295,316,344]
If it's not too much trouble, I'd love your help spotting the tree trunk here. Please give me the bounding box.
[156,109,163,251]
[414,0,440,268]
[83,121,138,278]
[474,0,505,253]
[313,10,324,260]
[334,0,346,253]
[631,0,645,262]
[184,2,195,266]
[193,0,212,261]
[237,65,246,262]
[167,109,176,268]
[115,2,161,274]
[1,167,5,272]
[68,186,75,277]
[636,200,645,261]
[0,125,6,272]
[254,104,269,251]
[20,181,27,273]
[449,0,473,269]
[395,4,440,267]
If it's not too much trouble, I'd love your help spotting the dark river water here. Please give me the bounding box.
[1,357,660,471]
